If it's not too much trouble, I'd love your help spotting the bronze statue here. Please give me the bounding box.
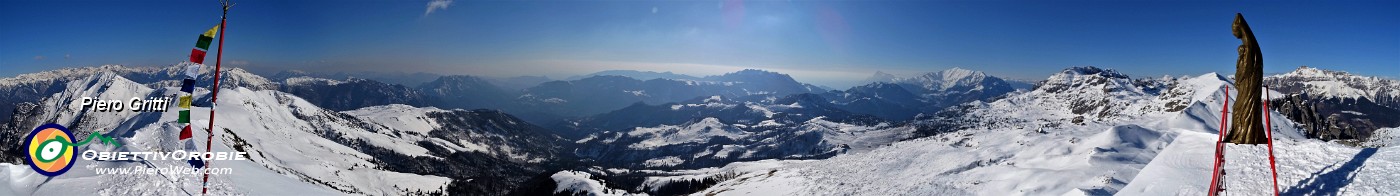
[1227,13,1268,144]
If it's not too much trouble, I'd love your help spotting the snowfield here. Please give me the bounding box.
[0,72,452,195]
[1122,132,1400,195]
[679,69,1399,195]
[552,170,647,196]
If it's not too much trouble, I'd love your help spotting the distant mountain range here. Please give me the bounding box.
[1266,66,1400,141]
[2,64,1396,195]
[565,70,703,81]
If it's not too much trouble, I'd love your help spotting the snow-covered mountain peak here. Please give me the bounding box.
[936,67,983,81]
[0,64,135,88]
[1265,66,1400,101]
[342,104,446,135]
[283,76,344,86]
[848,82,905,93]
[926,67,1212,130]
[1278,66,1340,78]
[860,71,899,84]
[1062,66,1127,77]
[624,117,745,150]
[1037,66,1145,96]
[704,69,802,85]
[1049,66,1129,80]
[901,67,992,91]
[716,69,788,78]
[568,70,702,81]
[427,75,492,84]
[208,67,278,90]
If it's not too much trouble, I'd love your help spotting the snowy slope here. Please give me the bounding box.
[209,88,453,194]
[574,93,908,169]
[578,115,903,169]
[0,86,455,195]
[688,68,1383,195]
[551,170,648,196]
[3,66,579,195]
[0,73,463,195]
[1122,133,1399,195]
[1364,128,1400,147]
[0,72,339,195]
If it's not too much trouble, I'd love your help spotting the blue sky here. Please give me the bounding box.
[2,0,1397,87]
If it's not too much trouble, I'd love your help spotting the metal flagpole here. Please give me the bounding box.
[201,1,231,195]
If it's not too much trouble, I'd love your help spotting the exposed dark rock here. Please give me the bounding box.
[1271,93,1400,141]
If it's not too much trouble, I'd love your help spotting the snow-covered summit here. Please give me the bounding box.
[1037,66,1139,93]
[282,76,345,86]
[0,64,277,91]
[1265,66,1400,104]
[935,66,1181,129]
[898,67,995,92]
[858,71,899,84]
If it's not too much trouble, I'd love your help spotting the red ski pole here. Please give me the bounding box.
[1208,87,1231,196]
[1262,86,1280,195]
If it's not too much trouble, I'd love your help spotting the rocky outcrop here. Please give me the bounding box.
[1271,93,1400,141]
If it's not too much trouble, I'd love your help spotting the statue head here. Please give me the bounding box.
[1232,13,1247,39]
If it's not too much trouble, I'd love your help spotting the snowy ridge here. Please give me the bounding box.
[27,72,159,136]
[626,117,747,149]
[884,67,1015,97]
[0,72,590,195]
[904,67,987,91]
[0,64,277,91]
[0,65,157,88]
[551,170,646,196]
[1266,66,1400,101]
[939,67,1180,129]
[575,93,905,169]
[1365,128,1400,147]
[580,116,900,168]
[0,73,452,195]
[343,104,444,135]
[689,68,1365,195]
[282,76,345,86]
[169,87,453,194]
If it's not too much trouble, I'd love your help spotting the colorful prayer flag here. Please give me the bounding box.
[182,62,202,79]
[178,110,191,123]
[180,125,193,140]
[178,95,192,109]
[181,78,196,93]
[190,49,208,64]
[202,25,220,38]
[194,25,218,50]
[195,37,213,51]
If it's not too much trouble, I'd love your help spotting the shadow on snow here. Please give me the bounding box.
[1281,148,1378,195]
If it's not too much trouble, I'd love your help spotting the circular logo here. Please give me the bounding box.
[24,123,76,176]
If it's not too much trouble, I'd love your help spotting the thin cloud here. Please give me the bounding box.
[33,55,45,61]
[424,0,452,16]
